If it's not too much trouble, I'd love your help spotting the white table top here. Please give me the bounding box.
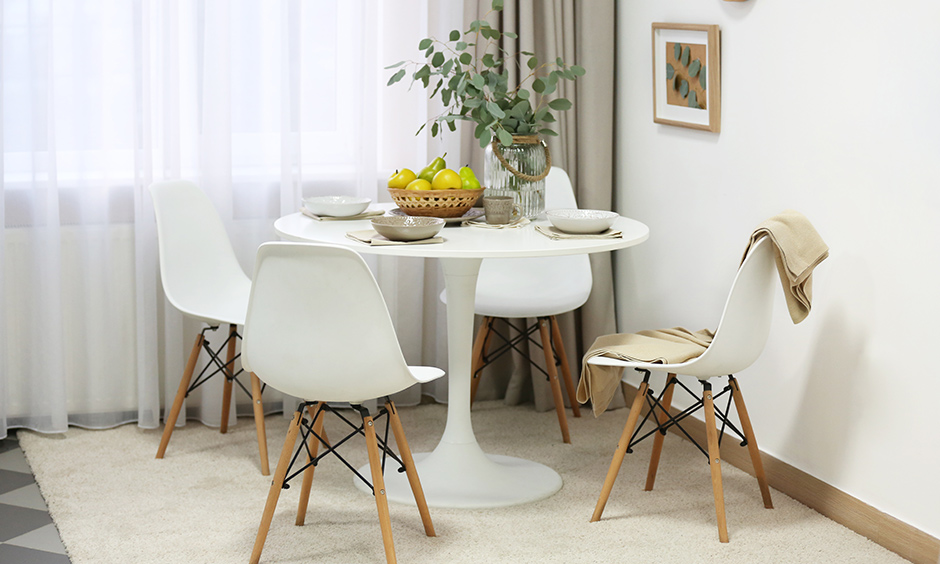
[274,204,650,258]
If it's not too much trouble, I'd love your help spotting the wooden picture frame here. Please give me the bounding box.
[652,23,721,132]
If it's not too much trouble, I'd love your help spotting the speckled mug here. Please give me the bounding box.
[483,196,520,225]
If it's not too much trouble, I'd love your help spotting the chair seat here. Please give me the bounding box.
[176,277,252,326]
[587,354,725,382]
[409,365,446,384]
[441,255,592,318]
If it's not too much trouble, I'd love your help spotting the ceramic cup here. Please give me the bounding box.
[483,196,521,225]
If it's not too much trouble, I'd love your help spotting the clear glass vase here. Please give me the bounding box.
[483,135,549,219]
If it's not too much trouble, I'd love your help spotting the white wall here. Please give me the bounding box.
[615,1,940,538]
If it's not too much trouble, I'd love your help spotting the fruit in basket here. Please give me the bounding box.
[431,168,462,190]
[405,178,432,190]
[418,154,447,182]
[458,166,481,190]
[387,168,417,189]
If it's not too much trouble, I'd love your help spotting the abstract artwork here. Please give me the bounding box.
[652,23,721,132]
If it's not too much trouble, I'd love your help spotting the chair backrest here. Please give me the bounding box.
[679,236,778,378]
[149,180,250,320]
[544,166,578,209]
[241,242,421,403]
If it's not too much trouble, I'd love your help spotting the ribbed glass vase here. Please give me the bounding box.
[483,135,549,219]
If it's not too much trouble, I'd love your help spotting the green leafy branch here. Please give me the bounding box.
[385,0,585,147]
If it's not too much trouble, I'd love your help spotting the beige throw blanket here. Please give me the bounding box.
[745,209,829,324]
[578,210,828,416]
[577,328,715,417]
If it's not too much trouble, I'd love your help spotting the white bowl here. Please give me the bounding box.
[371,216,445,241]
[303,195,372,217]
[546,209,619,234]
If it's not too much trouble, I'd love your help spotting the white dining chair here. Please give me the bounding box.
[444,166,589,443]
[149,180,269,475]
[587,236,778,542]
[243,241,442,564]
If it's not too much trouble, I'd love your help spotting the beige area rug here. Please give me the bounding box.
[19,401,907,564]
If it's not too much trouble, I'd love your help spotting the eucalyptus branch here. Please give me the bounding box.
[385,0,584,147]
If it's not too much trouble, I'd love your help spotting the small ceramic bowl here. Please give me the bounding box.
[303,195,372,217]
[546,209,619,234]
[371,216,445,241]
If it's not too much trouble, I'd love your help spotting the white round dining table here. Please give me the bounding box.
[274,203,649,508]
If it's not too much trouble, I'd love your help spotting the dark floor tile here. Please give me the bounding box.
[0,504,52,543]
[0,544,71,564]
[0,434,18,456]
[0,470,34,496]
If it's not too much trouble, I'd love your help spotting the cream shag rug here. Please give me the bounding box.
[19,401,907,564]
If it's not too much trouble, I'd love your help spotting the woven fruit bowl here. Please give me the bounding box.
[388,187,484,218]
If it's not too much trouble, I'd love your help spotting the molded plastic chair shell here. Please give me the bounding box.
[587,236,777,379]
[467,167,593,317]
[149,180,252,326]
[242,242,444,404]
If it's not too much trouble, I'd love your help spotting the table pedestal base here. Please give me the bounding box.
[355,439,562,508]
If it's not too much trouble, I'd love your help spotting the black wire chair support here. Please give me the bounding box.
[624,369,748,462]
[278,400,407,496]
[185,325,266,399]
[475,316,564,382]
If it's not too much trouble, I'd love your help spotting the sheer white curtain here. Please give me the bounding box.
[0,0,463,439]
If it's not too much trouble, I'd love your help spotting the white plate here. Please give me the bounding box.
[303,195,372,217]
[389,207,484,224]
[546,209,619,234]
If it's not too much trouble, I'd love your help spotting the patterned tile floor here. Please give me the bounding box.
[0,432,71,563]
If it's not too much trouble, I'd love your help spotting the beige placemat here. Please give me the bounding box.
[463,217,531,229]
[301,208,386,221]
[535,225,622,240]
[345,229,443,246]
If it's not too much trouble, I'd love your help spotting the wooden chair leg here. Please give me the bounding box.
[645,375,676,491]
[385,401,435,537]
[591,379,649,522]
[250,373,270,476]
[220,324,237,434]
[296,403,325,526]
[250,410,303,564]
[729,377,773,509]
[703,382,730,543]
[549,316,581,418]
[156,333,203,459]
[363,413,397,564]
[469,317,493,406]
[538,318,570,444]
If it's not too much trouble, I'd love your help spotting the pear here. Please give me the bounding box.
[388,168,417,189]
[458,166,481,190]
[431,168,462,190]
[418,153,447,183]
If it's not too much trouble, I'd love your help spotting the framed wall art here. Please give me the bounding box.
[651,23,721,132]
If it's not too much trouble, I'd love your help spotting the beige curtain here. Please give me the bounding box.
[459,1,620,411]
